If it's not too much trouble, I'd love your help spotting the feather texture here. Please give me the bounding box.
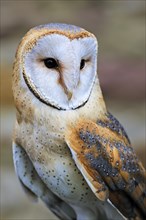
[13,142,76,220]
[66,113,146,219]
[12,23,145,220]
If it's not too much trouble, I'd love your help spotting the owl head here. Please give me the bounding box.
[13,23,98,111]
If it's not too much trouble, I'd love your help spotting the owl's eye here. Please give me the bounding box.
[44,58,58,69]
[80,59,85,70]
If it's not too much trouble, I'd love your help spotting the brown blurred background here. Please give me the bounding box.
[0,1,145,220]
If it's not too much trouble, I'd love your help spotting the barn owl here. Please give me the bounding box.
[12,23,146,220]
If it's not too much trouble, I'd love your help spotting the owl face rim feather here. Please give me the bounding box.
[15,23,98,110]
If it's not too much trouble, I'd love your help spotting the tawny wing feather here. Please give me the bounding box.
[66,113,146,220]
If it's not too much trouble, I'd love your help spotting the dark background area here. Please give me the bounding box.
[0,1,145,219]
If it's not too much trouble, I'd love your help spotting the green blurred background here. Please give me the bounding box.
[0,0,145,219]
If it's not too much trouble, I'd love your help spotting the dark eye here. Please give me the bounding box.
[80,59,85,70]
[44,58,58,69]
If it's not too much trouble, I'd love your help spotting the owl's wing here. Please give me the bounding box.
[65,112,146,220]
[13,142,76,220]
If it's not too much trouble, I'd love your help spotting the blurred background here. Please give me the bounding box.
[0,0,145,219]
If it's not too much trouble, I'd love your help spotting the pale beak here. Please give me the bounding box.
[66,90,73,100]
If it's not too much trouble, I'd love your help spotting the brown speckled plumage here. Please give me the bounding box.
[12,23,146,220]
[66,115,146,219]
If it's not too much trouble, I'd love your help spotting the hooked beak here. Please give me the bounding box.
[59,76,73,101]
[64,72,80,101]
[66,90,73,100]
[59,69,80,101]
